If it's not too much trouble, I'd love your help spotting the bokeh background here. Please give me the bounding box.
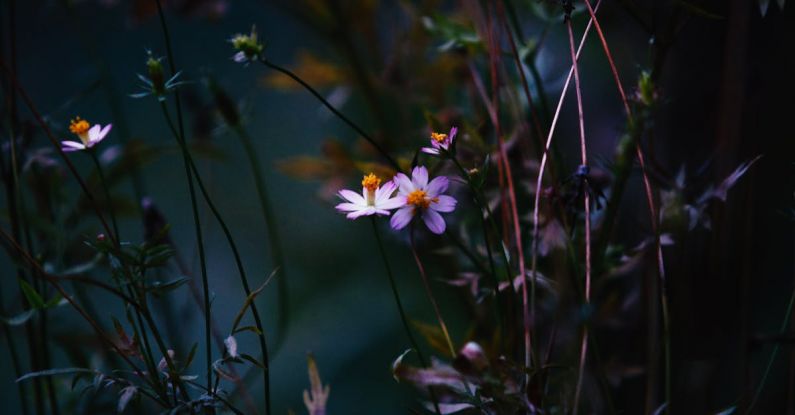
[1,0,793,413]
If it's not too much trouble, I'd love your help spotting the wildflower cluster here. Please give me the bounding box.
[335,128,459,234]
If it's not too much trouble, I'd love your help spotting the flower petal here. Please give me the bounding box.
[338,189,366,206]
[411,166,428,189]
[92,123,112,143]
[425,176,449,197]
[393,173,414,195]
[375,181,397,203]
[347,207,374,219]
[87,124,102,142]
[431,195,457,213]
[377,195,406,210]
[335,202,362,213]
[421,147,440,155]
[61,141,85,149]
[390,206,414,230]
[422,209,446,234]
[448,126,458,142]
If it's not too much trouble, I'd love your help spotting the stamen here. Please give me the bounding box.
[361,173,381,192]
[407,189,431,209]
[430,132,448,143]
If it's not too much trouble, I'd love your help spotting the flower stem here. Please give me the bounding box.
[232,125,288,355]
[88,151,120,241]
[370,218,441,415]
[449,156,506,338]
[408,225,456,358]
[257,57,401,173]
[567,14,592,415]
[160,103,271,415]
[745,287,795,414]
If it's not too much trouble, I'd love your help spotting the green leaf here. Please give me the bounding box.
[17,367,96,383]
[1,309,36,326]
[183,343,199,370]
[19,279,45,309]
[239,353,266,369]
[232,325,262,335]
[230,268,278,333]
[146,277,189,297]
[44,293,65,309]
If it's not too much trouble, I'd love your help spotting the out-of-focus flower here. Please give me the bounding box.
[61,117,112,152]
[335,173,403,219]
[303,353,329,415]
[421,126,458,156]
[390,166,457,234]
[230,25,264,65]
[131,52,184,101]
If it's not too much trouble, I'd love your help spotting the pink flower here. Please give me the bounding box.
[421,126,458,156]
[61,117,112,152]
[390,166,457,234]
[336,173,404,219]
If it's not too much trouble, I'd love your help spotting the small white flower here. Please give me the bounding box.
[61,117,112,152]
[336,173,404,220]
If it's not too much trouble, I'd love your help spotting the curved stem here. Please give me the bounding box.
[567,15,592,415]
[160,103,271,415]
[258,57,401,173]
[745,287,795,414]
[370,218,441,415]
[408,225,456,358]
[88,151,120,241]
[233,125,288,356]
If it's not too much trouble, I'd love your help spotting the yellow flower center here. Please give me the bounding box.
[69,117,91,144]
[431,132,448,143]
[361,173,381,192]
[407,189,438,210]
[362,173,381,205]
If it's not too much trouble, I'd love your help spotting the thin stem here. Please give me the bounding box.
[151,0,217,397]
[482,1,533,375]
[580,1,669,408]
[528,0,600,388]
[233,125,288,355]
[449,156,504,334]
[745,287,795,414]
[258,57,401,172]
[408,225,456,358]
[370,218,441,415]
[88,151,120,241]
[160,103,271,415]
[567,14,592,415]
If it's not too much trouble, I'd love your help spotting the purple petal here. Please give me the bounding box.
[411,166,428,189]
[233,51,247,63]
[390,206,414,230]
[338,189,366,205]
[393,173,414,195]
[93,123,112,143]
[422,209,446,234]
[61,141,85,149]
[448,126,458,142]
[421,147,440,155]
[62,146,83,152]
[347,207,374,219]
[378,195,406,210]
[431,195,457,213]
[87,124,102,142]
[335,202,362,213]
[375,181,396,202]
[425,176,449,197]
